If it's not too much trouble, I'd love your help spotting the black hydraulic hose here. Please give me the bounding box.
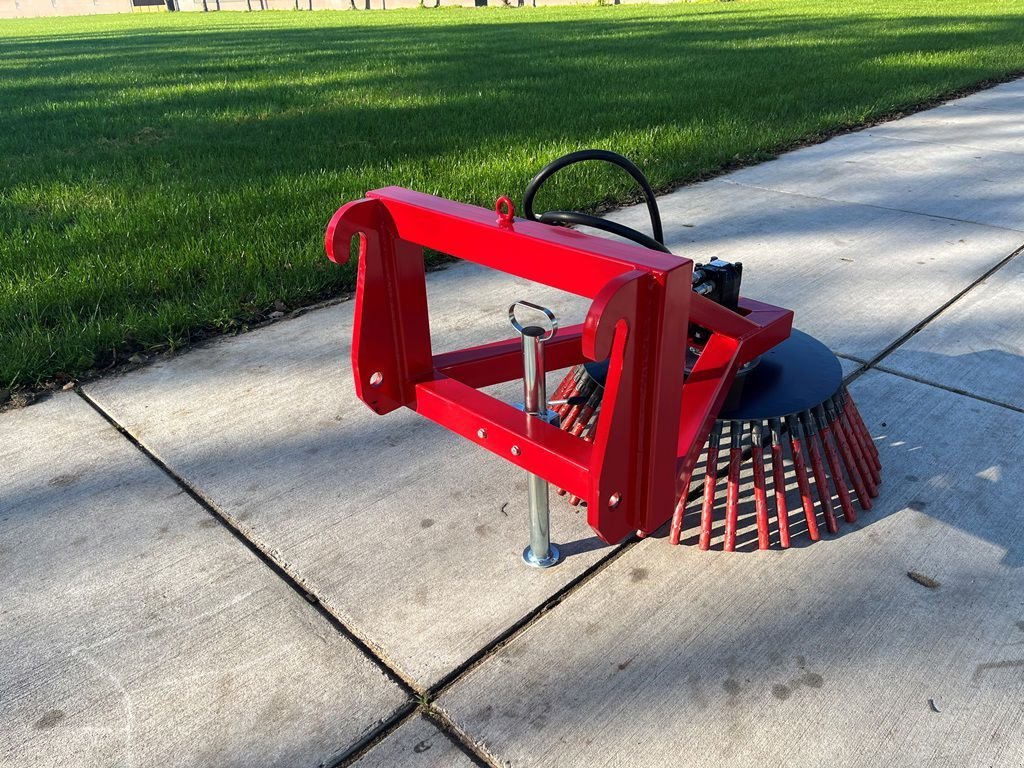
[522,149,669,253]
[537,211,670,254]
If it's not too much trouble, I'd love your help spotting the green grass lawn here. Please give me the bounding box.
[2,0,1023,391]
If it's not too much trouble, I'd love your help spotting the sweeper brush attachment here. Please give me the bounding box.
[325,150,882,562]
[553,332,880,550]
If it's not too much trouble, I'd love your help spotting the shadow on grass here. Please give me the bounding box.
[1,6,1023,389]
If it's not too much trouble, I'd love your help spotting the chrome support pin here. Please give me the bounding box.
[509,301,562,569]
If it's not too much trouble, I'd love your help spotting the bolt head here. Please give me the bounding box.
[477,428,487,439]
[511,445,521,456]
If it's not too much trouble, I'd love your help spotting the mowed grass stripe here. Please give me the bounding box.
[1,0,1023,389]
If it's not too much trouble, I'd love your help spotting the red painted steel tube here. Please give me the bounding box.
[346,187,685,299]
[435,328,585,389]
[723,423,743,552]
[787,416,821,542]
[768,418,791,549]
[675,311,791,468]
[415,376,592,498]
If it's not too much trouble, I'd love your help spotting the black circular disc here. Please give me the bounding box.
[717,328,842,422]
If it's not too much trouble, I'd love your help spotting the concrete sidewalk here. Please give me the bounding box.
[3,78,1023,767]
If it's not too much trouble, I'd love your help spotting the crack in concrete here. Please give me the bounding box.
[73,388,645,768]
[850,242,1024,384]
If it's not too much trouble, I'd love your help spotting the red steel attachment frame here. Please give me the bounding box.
[325,187,793,544]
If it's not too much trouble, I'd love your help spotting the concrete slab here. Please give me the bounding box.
[867,98,1024,157]
[0,395,407,768]
[609,180,1024,361]
[351,716,476,768]
[83,264,610,689]
[900,78,1024,114]
[439,371,1024,768]
[722,132,1024,232]
[880,250,1024,410]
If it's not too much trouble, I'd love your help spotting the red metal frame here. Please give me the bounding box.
[326,187,793,544]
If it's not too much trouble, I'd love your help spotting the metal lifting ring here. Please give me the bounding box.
[508,300,558,341]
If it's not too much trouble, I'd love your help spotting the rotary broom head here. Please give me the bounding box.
[551,330,880,550]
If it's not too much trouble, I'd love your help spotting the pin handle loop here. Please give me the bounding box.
[509,300,558,341]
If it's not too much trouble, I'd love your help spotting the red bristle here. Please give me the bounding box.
[816,407,856,524]
[723,423,743,552]
[750,421,771,550]
[697,423,723,550]
[787,415,821,542]
[769,418,791,549]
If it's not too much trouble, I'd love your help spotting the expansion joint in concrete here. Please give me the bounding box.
[851,241,1024,383]
[73,389,419,689]
[74,387,648,766]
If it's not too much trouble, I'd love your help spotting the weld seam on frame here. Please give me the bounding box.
[75,388,422,697]
[850,241,1024,384]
